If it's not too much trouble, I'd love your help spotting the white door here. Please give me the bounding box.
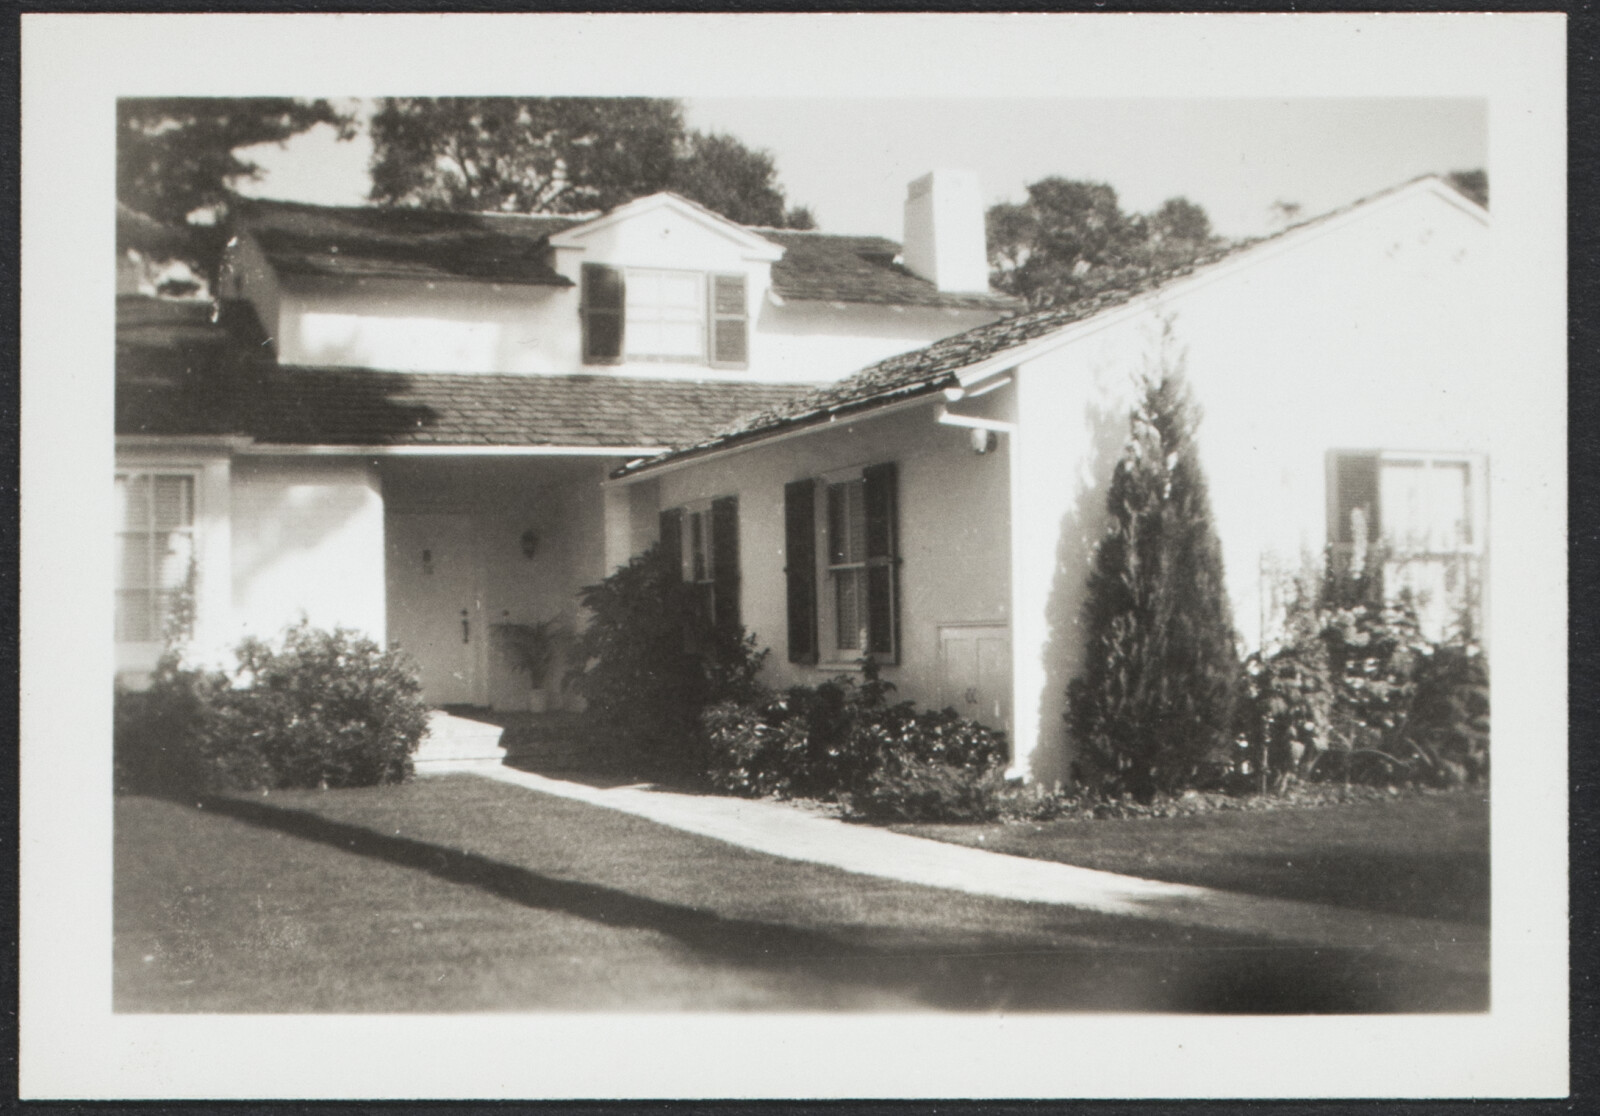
[937,624,1012,733]
[386,513,484,706]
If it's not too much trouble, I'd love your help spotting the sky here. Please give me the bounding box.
[238,97,1485,241]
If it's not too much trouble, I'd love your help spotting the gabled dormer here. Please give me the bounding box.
[547,192,785,374]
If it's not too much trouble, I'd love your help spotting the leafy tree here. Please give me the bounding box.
[118,98,354,226]
[670,130,814,228]
[1066,326,1242,801]
[1444,168,1488,209]
[368,97,683,214]
[368,97,815,227]
[986,178,1219,308]
[1149,196,1213,245]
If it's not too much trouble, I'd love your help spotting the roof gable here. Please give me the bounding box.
[548,191,785,260]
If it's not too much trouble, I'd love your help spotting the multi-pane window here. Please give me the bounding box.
[580,266,748,367]
[115,472,196,643]
[626,269,706,362]
[659,496,741,634]
[786,463,899,664]
[1329,450,1482,638]
[685,506,716,625]
[828,478,870,651]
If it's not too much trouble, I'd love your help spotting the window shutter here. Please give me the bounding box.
[862,462,899,661]
[784,479,818,664]
[710,274,749,367]
[658,507,684,580]
[710,496,741,632]
[582,264,625,364]
[1332,453,1381,544]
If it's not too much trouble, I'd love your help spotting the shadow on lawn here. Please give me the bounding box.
[196,794,1485,1014]
[1204,849,1489,926]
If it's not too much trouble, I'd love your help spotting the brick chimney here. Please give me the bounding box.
[901,169,990,294]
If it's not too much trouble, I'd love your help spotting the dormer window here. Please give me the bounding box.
[581,265,748,368]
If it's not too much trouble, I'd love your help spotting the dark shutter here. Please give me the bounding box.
[862,462,899,661]
[1333,453,1381,543]
[710,496,741,632]
[581,264,624,364]
[658,507,683,580]
[710,274,748,367]
[784,479,818,664]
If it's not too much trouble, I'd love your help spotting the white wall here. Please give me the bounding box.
[276,273,575,374]
[1009,183,1492,783]
[756,300,1002,383]
[623,399,1012,717]
[229,456,387,646]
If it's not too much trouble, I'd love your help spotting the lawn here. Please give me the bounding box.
[897,790,1489,925]
[115,775,1486,1014]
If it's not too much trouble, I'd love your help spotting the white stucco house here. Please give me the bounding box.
[114,171,1019,716]
[117,170,1488,782]
[608,176,1491,784]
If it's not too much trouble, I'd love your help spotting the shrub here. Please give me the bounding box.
[704,660,1009,821]
[115,622,427,794]
[1243,551,1489,791]
[569,544,767,772]
[1242,568,1335,793]
[1407,642,1490,784]
[850,755,1009,823]
[1067,333,1242,801]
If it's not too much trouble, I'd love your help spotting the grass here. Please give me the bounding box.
[897,790,1489,925]
[116,775,1484,1014]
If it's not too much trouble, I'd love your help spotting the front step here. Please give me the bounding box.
[413,710,508,770]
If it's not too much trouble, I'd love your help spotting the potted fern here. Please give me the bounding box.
[494,618,566,713]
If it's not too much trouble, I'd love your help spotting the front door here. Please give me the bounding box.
[386,513,484,706]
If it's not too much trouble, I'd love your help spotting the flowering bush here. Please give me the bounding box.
[1242,553,1489,790]
[703,659,1009,820]
[115,621,427,794]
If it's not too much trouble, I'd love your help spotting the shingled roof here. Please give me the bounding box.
[118,345,808,454]
[234,197,580,286]
[757,229,1021,311]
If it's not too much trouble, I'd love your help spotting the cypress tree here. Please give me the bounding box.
[1067,338,1241,800]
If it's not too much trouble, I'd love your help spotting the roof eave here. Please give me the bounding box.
[611,382,952,483]
[269,257,573,288]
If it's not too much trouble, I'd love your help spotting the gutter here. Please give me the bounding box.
[605,390,947,486]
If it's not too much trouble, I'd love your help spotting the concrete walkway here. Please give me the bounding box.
[423,759,1486,976]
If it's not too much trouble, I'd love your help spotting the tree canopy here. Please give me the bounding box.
[118,98,354,226]
[987,177,1221,309]
[367,97,814,228]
